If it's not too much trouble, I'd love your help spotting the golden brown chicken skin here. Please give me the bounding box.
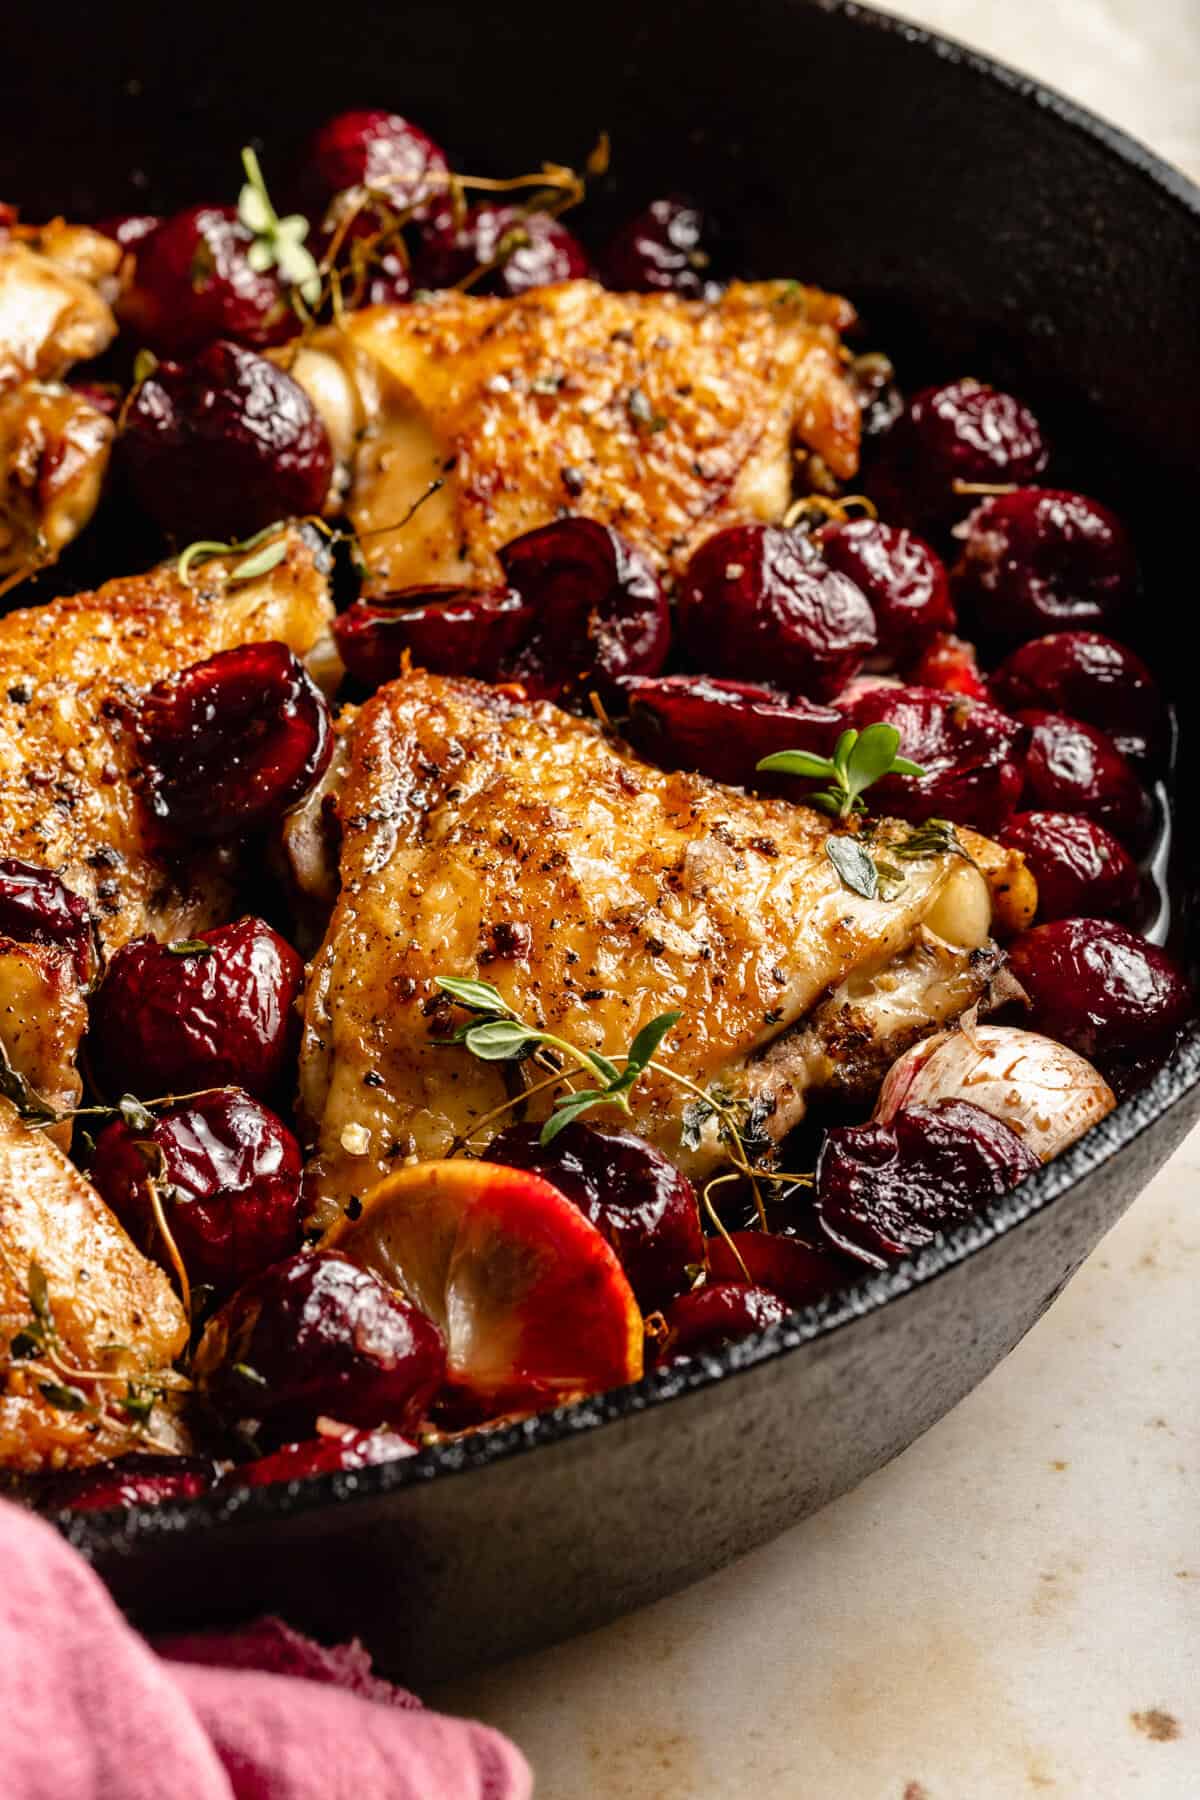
[0,526,335,957]
[0,1096,188,1474]
[293,279,861,590]
[298,671,1014,1229]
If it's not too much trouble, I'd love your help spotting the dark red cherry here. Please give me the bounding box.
[38,1454,214,1514]
[90,1089,303,1297]
[412,203,589,295]
[0,858,94,984]
[315,200,412,306]
[233,1426,417,1488]
[1005,920,1192,1060]
[134,641,333,842]
[601,196,721,298]
[847,351,904,444]
[118,206,299,356]
[818,518,954,662]
[1018,710,1152,849]
[617,674,842,789]
[120,339,333,542]
[306,110,449,219]
[906,630,990,701]
[195,1250,446,1447]
[707,1231,854,1307]
[816,1098,1040,1268]
[333,585,534,687]
[680,525,876,700]
[990,632,1168,767]
[870,378,1049,530]
[658,1283,790,1361]
[497,517,670,700]
[88,916,303,1103]
[999,811,1143,925]
[94,212,161,251]
[837,682,1026,835]
[954,489,1137,639]
[486,1121,703,1311]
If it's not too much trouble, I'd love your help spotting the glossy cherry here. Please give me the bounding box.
[870,378,1049,529]
[707,1231,854,1307]
[990,631,1168,767]
[847,351,904,444]
[486,1120,704,1311]
[497,517,670,700]
[38,1454,214,1514]
[94,212,162,251]
[306,110,449,219]
[1000,811,1143,925]
[816,1098,1040,1268]
[680,525,876,700]
[412,203,589,295]
[333,585,534,688]
[233,1426,417,1488]
[600,196,721,298]
[120,339,333,542]
[0,858,94,984]
[1018,710,1152,848]
[118,206,300,356]
[658,1283,790,1361]
[1005,920,1192,1061]
[818,517,954,662]
[315,201,412,306]
[134,641,333,842]
[88,916,303,1103]
[90,1089,304,1297]
[837,682,1026,835]
[617,674,842,789]
[953,489,1136,640]
[195,1250,446,1447]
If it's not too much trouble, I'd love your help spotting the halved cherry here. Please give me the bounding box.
[134,642,333,841]
[657,1283,790,1363]
[497,517,670,700]
[326,1159,644,1413]
[706,1231,854,1308]
[38,1454,215,1513]
[0,858,95,985]
[907,630,990,702]
[617,674,842,789]
[232,1425,418,1488]
[333,586,534,688]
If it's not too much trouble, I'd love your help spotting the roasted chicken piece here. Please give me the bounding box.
[0,229,119,392]
[0,1095,189,1474]
[298,671,1021,1229]
[0,525,335,958]
[288,279,860,589]
[0,938,87,1141]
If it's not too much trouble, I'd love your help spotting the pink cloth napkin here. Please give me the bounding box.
[0,1499,531,1800]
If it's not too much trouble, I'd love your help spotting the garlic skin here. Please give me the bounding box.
[874,1023,1115,1163]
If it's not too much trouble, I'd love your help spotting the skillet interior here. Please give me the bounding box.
[5,0,1198,1676]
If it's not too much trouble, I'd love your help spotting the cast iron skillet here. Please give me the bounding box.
[8,0,1199,1681]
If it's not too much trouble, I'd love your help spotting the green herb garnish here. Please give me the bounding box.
[177,520,289,589]
[758,723,924,823]
[238,146,321,305]
[823,834,879,900]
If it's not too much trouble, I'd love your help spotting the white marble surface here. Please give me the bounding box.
[435,8,1200,1793]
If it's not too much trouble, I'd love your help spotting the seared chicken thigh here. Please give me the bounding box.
[0,1096,188,1473]
[291,280,860,589]
[299,672,1017,1228]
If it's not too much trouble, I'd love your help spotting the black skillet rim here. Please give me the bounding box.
[58,0,1200,1556]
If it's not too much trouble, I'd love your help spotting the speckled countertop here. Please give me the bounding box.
[433,7,1200,1794]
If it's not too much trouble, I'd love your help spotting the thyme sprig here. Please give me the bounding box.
[758,723,924,823]
[177,520,291,589]
[238,146,321,305]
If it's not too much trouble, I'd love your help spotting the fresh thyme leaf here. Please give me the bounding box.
[0,1039,63,1127]
[166,939,213,957]
[435,976,510,1015]
[844,723,899,794]
[39,1380,91,1413]
[539,1089,608,1144]
[622,1010,681,1079]
[132,347,159,384]
[238,146,321,305]
[681,1097,715,1152]
[8,1331,42,1360]
[28,1260,51,1329]
[756,749,838,781]
[460,1019,541,1061]
[232,1362,269,1388]
[176,520,288,588]
[117,1095,155,1134]
[889,756,926,778]
[824,835,879,900]
[893,819,972,862]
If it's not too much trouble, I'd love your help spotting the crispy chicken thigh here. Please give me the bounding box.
[0,1096,188,1473]
[299,672,1015,1228]
[292,280,860,589]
